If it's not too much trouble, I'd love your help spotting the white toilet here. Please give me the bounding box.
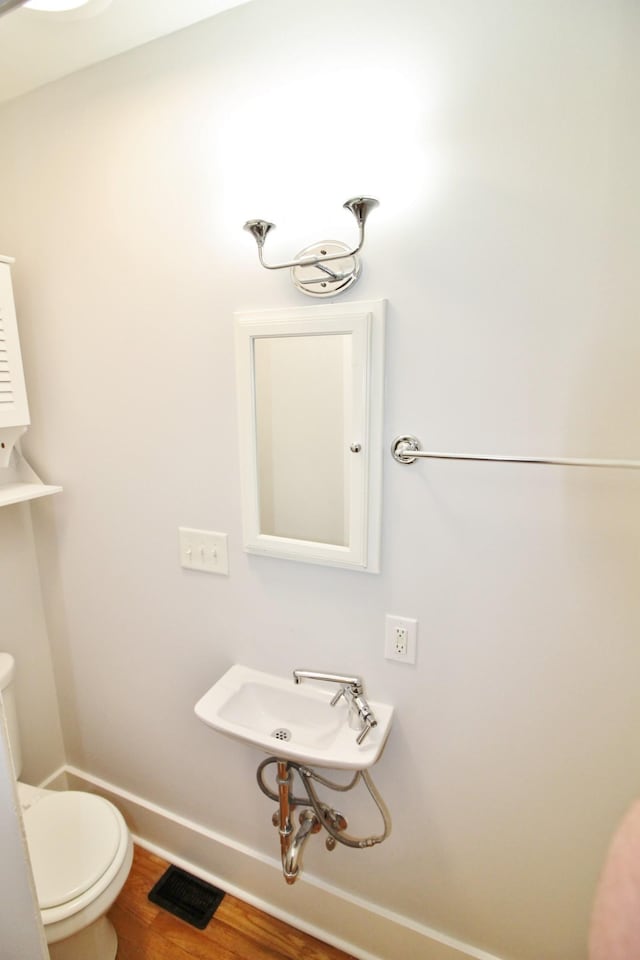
[0,652,133,960]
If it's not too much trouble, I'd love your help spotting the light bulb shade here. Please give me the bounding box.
[243,219,276,248]
[343,196,379,228]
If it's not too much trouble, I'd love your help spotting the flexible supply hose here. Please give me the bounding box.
[257,757,391,849]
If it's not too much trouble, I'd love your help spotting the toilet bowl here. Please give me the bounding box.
[20,782,134,959]
[0,654,133,960]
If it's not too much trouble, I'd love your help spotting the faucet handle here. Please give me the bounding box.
[330,686,347,707]
[329,683,378,744]
[356,717,377,745]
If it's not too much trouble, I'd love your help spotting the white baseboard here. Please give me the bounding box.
[63,765,503,960]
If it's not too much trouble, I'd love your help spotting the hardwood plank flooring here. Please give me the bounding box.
[109,845,356,960]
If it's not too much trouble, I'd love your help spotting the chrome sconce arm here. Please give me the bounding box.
[243,197,379,298]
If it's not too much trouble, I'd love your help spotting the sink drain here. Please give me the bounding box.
[271,727,292,742]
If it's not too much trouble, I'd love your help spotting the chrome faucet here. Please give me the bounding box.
[293,670,378,744]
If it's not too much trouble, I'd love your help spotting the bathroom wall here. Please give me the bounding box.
[0,0,639,958]
[0,505,64,784]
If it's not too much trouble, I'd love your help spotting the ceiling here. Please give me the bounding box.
[0,0,253,104]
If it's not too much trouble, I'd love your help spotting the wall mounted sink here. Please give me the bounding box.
[194,664,393,770]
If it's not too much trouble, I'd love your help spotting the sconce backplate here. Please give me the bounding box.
[291,241,361,298]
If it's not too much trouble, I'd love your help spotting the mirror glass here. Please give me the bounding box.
[235,300,385,572]
[254,334,351,545]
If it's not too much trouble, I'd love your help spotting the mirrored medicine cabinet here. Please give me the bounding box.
[234,300,385,571]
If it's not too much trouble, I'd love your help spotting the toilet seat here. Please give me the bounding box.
[22,790,130,932]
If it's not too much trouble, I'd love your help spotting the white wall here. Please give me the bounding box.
[0,0,639,958]
[0,505,64,784]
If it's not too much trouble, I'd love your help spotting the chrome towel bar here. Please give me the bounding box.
[391,435,640,470]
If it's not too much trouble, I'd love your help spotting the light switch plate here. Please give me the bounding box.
[179,528,229,575]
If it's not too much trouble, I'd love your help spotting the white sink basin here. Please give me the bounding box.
[194,665,393,770]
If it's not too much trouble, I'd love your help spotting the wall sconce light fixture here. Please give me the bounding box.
[243,197,379,298]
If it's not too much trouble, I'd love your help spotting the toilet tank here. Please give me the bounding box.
[0,653,22,778]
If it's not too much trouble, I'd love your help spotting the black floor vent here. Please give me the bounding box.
[148,865,225,929]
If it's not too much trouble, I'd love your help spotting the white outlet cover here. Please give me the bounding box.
[384,614,417,664]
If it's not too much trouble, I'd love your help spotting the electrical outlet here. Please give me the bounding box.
[393,626,408,656]
[385,615,417,664]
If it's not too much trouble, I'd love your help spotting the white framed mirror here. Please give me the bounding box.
[234,300,385,571]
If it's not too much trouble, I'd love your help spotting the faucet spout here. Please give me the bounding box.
[293,669,362,692]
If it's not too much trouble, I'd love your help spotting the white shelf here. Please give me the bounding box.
[0,482,62,508]
[0,446,61,509]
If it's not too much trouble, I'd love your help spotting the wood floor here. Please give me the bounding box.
[108,845,356,960]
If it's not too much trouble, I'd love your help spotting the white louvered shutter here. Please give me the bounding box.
[0,259,30,430]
